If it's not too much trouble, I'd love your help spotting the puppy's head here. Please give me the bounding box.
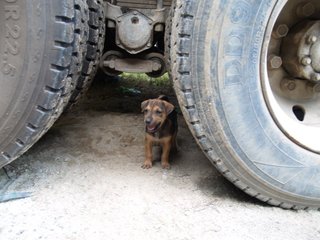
[141,98,174,133]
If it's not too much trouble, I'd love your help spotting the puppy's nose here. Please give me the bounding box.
[145,118,152,125]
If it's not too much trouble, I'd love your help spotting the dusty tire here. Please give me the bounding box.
[167,0,320,209]
[66,0,106,109]
[0,0,88,168]
[164,1,174,75]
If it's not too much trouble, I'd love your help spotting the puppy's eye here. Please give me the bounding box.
[143,109,148,114]
[156,110,162,115]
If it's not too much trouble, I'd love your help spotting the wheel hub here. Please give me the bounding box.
[262,0,320,153]
[282,21,320,82]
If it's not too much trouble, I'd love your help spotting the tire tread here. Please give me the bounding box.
[166,0,298,209]
[66,0,106,109]
[1,0,89,168]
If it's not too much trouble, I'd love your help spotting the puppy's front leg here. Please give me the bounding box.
[161,137,172,169]
[142,135,153,169]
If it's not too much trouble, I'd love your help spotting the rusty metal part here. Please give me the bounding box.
[310,40,320,72]
[281,78,296,92]
[105,2,167,54]
[100,51,166,76]
[262,0,320,153]
[312,83,320,93]
[99,51,124,76]
[268,55,283,69]
[272,24,289,39]
[144,52,166,78]
[105,2,167,23]
[115,0,171,9]
[279,78,317,100]
[104,58,161,73]
[296,2,316,17]
[116,11,153,53]
[282,21,320,82]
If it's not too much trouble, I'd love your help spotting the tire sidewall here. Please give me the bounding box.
[0,0,85,167]
[192,0,320,202]
[0,1,46,146]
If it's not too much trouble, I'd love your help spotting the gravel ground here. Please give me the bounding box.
[0,76,320,240]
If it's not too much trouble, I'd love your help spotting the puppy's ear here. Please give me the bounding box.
[141,100,150,112]
[163,101,174,115]
[158,95,169,102]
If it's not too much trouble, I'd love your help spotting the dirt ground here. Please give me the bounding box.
[1,74,320,240]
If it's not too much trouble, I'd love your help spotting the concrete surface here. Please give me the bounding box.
[0,77,320,240]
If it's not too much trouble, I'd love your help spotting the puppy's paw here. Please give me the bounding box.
[142,161,152,169]
[161,162,171,170]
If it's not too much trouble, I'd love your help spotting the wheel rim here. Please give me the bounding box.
[262,0,320,153]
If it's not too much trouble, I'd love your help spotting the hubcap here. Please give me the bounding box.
[262,0,320,153]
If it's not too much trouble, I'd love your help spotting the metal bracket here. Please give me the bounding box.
[104,58,161,73]
[100,51,166,77]
[105,2,167,54]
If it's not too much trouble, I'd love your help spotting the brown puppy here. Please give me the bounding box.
[141,95,178,169]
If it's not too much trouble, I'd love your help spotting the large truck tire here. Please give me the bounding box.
[167,0,320,209]
[66,0,106,109]
[0,0,89,168]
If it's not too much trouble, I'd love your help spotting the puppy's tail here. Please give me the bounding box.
[158,95,170,102]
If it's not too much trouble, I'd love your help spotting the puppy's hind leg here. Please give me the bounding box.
[171,131,178,154]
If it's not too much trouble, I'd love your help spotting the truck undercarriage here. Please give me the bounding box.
[1,0,320,209]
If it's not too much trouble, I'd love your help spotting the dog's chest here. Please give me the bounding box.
[151,132,161,146]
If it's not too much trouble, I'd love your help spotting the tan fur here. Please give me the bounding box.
[141,97,177,169]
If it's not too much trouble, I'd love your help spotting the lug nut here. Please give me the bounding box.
[311,73,320,82]
[287,81,296,91]
[152,62,161,71]
[109,60,115,69]
[273,24,289,39]
[313,83,320,93]
[297,3,315,17]
[308,35,317,44]
[104,60,115,69]
[268,55,283,69]
[281,79,296,91]
[301,57,312,66]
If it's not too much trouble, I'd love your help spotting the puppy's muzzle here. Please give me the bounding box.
[145,118,152,125]
[145,118,161,133]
